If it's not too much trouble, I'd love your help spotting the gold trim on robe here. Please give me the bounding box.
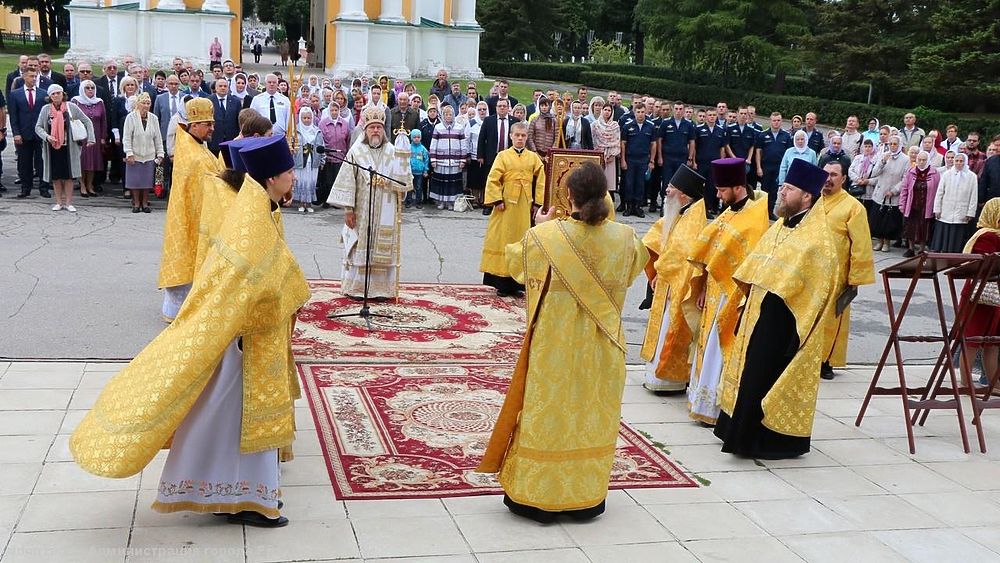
[720,200,841,437]
[71,184,311,478]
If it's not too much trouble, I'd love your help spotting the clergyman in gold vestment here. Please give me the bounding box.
[818,160,875,379]
[715,159,841,459]
[478,162,647,523]
[71,136,310,527]
[480,121,546,297]
[158,98,223,322]
[640,164,708,392]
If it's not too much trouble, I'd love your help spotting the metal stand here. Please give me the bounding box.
[326,154,406,330]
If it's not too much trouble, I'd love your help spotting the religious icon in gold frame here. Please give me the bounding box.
[544,149,604,219]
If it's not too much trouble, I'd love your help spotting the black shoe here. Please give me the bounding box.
[16,193,28,199]
[322,202,330,209]
[405,201,412,208]
[132,207,141,213]
[821,362,835,380]
[40,191,51,198]
[482,207,492,216]
[892,240,905,248]
[622,204,632,217]
[648,203,659,212]
[902,249,915,258]
[633,204,646,218]
[142,207,151,213]
[226,511,289,528]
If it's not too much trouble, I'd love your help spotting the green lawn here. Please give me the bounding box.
[409,80,544,109]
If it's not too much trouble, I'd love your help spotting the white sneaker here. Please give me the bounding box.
[298,206,305,213]
[66,205,77,213]
[436,202,445,210]
[306,207,314,213]
[51,203,62,211]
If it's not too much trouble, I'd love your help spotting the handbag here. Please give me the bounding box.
[869,199,902,239]
[69,118,87,141]
[453,194,475,212]
[977,281,1000,307]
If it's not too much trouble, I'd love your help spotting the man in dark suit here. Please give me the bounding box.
[9,70,49,198]
[209,79,240,154]
[37,54,66,88]
[187,74,209,99]
[96,62,121,100]
[5,55,27,98]
[476,98,520,214]
[485,79,518,115]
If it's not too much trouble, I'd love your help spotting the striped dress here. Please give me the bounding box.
[429,122,467,203]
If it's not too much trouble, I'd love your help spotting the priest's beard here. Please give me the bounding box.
[660,194,683,241]
[364,134,384,149]
[776,197,806,218]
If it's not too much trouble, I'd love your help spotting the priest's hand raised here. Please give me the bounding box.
[535,206,556,224]
[345,210,356,229]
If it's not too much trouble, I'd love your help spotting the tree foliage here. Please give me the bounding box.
[2,0,67,48]
[909,0,1000,99]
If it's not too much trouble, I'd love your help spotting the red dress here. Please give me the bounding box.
[963,231,1000,347]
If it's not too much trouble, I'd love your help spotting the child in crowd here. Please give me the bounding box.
[407,129,430,209]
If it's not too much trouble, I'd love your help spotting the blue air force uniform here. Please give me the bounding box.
[622,118,656,205]
[695,122,728,212]
[658,117,696,198]
[755,128,793,214]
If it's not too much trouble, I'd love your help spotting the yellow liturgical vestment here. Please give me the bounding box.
[720,201,841,437]
[158,129,223,289]
[194,175,239,276]
[71,183,311,478]
[640,199,708,384]
[478,218,647,511]
[479,148,546,278]
[820,188,876,366]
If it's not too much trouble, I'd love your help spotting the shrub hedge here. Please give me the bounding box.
[482,61,997,118]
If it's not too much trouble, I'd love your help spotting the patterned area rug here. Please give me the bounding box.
[299,363,697,500]
[294,281,525,364]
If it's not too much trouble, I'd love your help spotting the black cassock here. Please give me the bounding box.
[714,212,811,460]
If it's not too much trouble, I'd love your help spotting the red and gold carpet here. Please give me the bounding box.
[294,281,525,364]
[299,363,697,500]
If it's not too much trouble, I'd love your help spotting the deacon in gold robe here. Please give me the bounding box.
[687,158,770,424]
[328,105,413,300]
[158,97,222,322]
[71,136,310,527]
[640,165,709,392]
[480,121,546,297]
[716,159,840,459]
[819,160,875,380]
[478,162,646,522]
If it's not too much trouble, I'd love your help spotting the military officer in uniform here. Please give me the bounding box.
[645,97,664,212]
[803,112,825,155]
[727,106,758,189]
[754,112,793,218]
[695,108,729,215]
[657,100,696,211]
[619,104,656,218]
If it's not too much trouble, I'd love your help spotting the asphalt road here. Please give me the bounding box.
[0,166,945,365]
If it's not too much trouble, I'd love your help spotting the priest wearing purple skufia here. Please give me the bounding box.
[715,159,841,460]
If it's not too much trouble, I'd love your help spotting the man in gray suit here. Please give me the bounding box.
[152,74,183,195]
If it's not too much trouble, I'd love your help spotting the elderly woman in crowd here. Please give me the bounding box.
[291,106,325,213]
[921,136,943,168]
[317,99,352,207]
[35,84,95,213]
[899,151,941,256]
[778,129,818,185]
[931,152,978,252]
[122,92,164,214]
[112,76,141,198]
[511,103,527,122]
[850,138,881,213]
[70,79,107,198]
[938,150,957,176]
[870,135,909,251]
[464,101,489,207]
[590,100,621,192]
[429,105,467,210]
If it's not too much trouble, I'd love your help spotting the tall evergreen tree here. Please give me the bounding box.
[477,0,558,60]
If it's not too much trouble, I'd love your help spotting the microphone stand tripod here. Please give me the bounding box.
[326,150,406,330]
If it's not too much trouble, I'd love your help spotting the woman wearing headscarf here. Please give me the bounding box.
[862,118,880,144]
[590,101,621,192]
[35,84,95,212]
[464,101,489,207]
[122,92,164,213]
[587,96,604,123]
[291,106,325,213]
[899,150,941,256]
[429,105,467,210]
[232,73,252,110]
[870,135,908,251]
[849,139,881,214]
[71,79,107,197]
[961,198,1000,386]
[938,150,957,176]
[931,152,978,252]
[921,135,943,168]
[376,75,396,108]
[778,129,818,185]
[317,99,352,207]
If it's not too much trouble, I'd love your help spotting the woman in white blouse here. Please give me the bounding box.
[931,152,979,252]
[122,92,164,213]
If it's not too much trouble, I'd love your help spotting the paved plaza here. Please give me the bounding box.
[2,153,1000,561]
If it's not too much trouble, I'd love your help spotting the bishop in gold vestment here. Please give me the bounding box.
[716,159,840,459]
[328,106,412,299]
[158,98,223,322]
[478,163,646,522]
[640,165,708,392]
[72,137,310,525]
[480,121,546,296]
[687,158,769,424]
[819,164,875,376]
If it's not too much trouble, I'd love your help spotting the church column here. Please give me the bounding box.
[338,0,368,20]
[452,0,477,27]
[378,0,405,23]
[201,0,230,11]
